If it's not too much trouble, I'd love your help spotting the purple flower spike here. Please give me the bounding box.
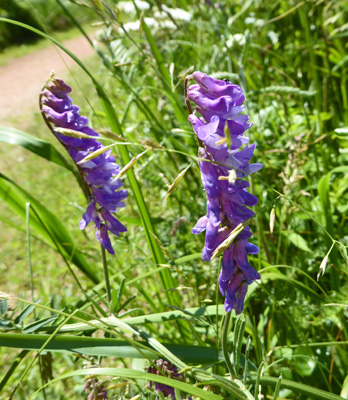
[148,359,184,399]
[41,76,127,255]
[187,71,262,314]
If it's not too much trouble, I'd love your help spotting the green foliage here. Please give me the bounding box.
[1,0,348,399]
[0,0,42,48]
[0,0,93,50]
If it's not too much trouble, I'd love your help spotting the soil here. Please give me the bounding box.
[0,35,95,125]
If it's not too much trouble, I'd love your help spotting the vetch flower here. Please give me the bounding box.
[84,376,108,400]
[40,75,127,255]
[187,71,262,314]
[148,359,184,398]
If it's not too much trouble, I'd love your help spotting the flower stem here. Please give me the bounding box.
[222,311,236,379]
[101,245,112,313]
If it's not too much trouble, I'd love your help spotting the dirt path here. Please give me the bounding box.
[0,35,95,125]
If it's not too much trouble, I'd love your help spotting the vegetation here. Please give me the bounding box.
[0,0,348,399]
[0,0,93,50]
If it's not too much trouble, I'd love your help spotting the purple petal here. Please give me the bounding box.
[42,90,73,112]
[46,78,72,97]
[96,225,114,255]
[191,71,245,102]
[188,89,244,119]
[219,247,236,295]
[198,148,220,199]
[79,200,100,230]
[234,240,261,282]
[101,209,127,236]
[192,216,208,235]
[202,219,220,261]
[245,241,259,254]
[242,162,263,175]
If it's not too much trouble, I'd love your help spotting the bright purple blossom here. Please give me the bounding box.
[148,359,184,398]
[41,76,127,255]
[187,71,262,314]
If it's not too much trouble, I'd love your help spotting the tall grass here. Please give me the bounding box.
[0,0,348,399]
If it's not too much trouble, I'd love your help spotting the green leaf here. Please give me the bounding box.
[0,333,223,364]
[0,333,154,359]
[0,127,73,172]
[0,173,100,283]
[286,231,312,252]
[318,174,334,234]
[14,299,41,324]
[0,350,29,392]
[0,299,8,315]
[340,375,348,398]
[23,316,58,333]
[294,346,317,376]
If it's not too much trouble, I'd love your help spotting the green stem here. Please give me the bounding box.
[25,203,35,305]
[101,245,112,314]
[222,311,236,379]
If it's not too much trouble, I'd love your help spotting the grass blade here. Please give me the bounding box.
[0,350,29,392]
[0,333,227,364]
[0,173,100,283]
[249,376,345,400]
[0,127,74,172]
[33,367,224,400]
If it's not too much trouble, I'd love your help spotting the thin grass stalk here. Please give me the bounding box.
[132,1,187,126]
[101,245,112,314]
[25,203,35,306]
[222,311,236,379]
[254,361,264,400]
[0,350,29,393]
[272,374,282,400]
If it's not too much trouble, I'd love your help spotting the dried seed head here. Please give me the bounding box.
[270,207,276,234]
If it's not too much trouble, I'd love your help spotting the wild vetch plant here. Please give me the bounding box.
[1,1,348,399]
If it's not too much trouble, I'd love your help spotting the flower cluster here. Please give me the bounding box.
[187,71,262,314]
[41,76,127,255]
[148,359,184,398]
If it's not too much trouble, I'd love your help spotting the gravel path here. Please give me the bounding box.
[0,35,95,125]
